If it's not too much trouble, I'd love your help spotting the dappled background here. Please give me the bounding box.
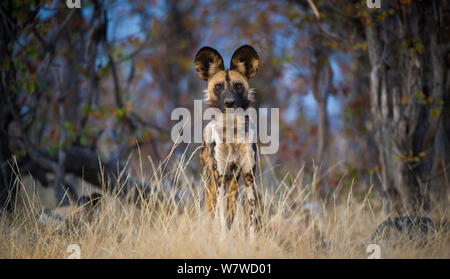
[0,0,449,217]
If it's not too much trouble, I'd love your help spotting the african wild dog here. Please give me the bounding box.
[194,45,260,235]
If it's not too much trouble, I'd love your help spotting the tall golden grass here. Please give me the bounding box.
[0,145,449,259]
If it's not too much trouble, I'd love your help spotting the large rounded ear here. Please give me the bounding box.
[230,45,259,79]
[194,46,225,81]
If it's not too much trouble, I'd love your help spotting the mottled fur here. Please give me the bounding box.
[195,45,261,234]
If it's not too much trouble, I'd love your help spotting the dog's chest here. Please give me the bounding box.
[204,119,256,176]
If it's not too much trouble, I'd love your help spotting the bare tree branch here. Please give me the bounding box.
[301,0,350,47]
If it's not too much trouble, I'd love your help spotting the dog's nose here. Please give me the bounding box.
[224,99,235,108]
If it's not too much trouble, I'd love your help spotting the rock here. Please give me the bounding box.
[372,216,436,241]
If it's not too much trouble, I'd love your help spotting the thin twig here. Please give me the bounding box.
[304,0,350,47]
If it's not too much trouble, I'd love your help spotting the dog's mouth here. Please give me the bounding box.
[219,100,250,112]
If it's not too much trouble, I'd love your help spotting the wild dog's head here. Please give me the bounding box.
[194,45,259,111]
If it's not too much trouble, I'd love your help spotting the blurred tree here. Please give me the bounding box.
[0,0,153,208]
[288,0,347,199]
[0,0,22,210]
[293,0,449,214]
[365,0,449,214]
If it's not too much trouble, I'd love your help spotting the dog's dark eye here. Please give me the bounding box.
[234,83,243,90]
[215,83,223,90]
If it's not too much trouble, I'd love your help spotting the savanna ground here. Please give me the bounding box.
[0,146,449,259]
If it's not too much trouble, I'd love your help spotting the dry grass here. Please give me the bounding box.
[0,147,449,259]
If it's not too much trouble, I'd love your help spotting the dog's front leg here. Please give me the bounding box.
[243,173,258,239]
[215,175,228,232]
[226,174,240,229]
[240,143,259,239]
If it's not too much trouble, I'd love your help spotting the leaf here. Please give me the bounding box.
[414,91,426,104]
[82,104,91,115]
[80,133,87,145]
[2,57,10,71]
[63,121,76,137]
[13,58,21,71]
[9,83,17,94]
[75,64,83,73]
[26,80,35,93]
[48,145,55,157]
[430,107,441,118]
[416,43,424,54]
[14,148,27,159]
[37,80,47,91]
[401,96,409,105]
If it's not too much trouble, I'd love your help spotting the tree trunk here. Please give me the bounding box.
[365,0,449,214]
[0,96,14,211]
[310,40,331,200]
[0,2,17,211]
[316,97,329,165]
